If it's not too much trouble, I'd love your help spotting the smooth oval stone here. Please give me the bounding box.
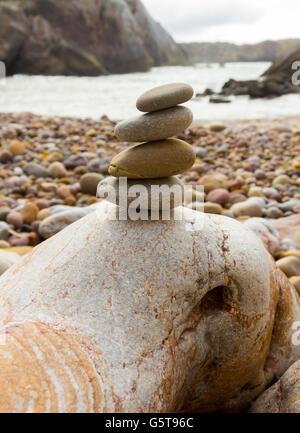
[97,176,184,210]
[108,138,196,179]
[80,172,104,195]
[114,106,193,143]
[136,83,194,113]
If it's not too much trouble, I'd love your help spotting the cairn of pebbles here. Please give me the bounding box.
[98,83,196,212]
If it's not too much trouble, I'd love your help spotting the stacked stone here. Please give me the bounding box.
[98,83,195,211]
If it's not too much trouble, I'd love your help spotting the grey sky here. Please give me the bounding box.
[143,0,300,44]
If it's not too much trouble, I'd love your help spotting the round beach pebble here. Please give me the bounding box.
[0,149,13,163]
[136,83,194,113]
[276,256,300,278]
[248,187,265,198]
[230,199,263,218]
[109,138,196,179]
[207,188,230,205]
[273,174,291,186]
[97,176,184,210]
[276,250,300,260]
[114,106,193,143]
[19,203,39,224]
[203,202,223,214]
[6,212,23,229]
[57,185,70,199]
[37,209,52,221]
[292,157,300,169]
[80,173,104,195]
[8,140,25,156]
[8,233,30,247]
[199,173,229,193]
[209,123,226,132]
[24,163,50,179]
[35,199,49,210]
[48,162,67,178]
[38,205,98,239]
[265,207,284,219]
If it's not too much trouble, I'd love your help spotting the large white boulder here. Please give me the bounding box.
[0,201,299,413]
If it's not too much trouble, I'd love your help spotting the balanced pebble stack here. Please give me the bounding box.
[98,83,196,210]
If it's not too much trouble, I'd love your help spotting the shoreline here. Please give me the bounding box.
[2,110,300,125]
[2,109,300,122]
[193,114,300,128]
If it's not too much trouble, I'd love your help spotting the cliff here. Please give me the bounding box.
[181,39,300,63]
[0,0,189,76]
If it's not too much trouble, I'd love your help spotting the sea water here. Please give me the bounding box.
[0,62,299,121]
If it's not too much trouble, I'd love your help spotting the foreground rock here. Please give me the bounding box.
[0,201,299,412]
[1,0,188,76]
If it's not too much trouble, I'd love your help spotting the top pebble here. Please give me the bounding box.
[136,82,194,113]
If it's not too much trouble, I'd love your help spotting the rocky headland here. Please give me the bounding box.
[0,0,188,76]
[200,48,300,100]
[181,39,300,64]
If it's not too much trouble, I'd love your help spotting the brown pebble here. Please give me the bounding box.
[136,83,194,113]
[109,138,196,179]
[48,162,67,178]
[65,195,76,206]
[6,212,23,229]
[37,209,51,221]
[8,234,30,247]
[207,188,230,205]
[8,140,25,156]
[19,203,39,224]
[35,199,50,210]
[57,185,70,199]
[0,149,13,163]
[115,106,193,142]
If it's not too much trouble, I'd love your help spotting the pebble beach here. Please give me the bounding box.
[0,110,300,287]
[3,0,300,414]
